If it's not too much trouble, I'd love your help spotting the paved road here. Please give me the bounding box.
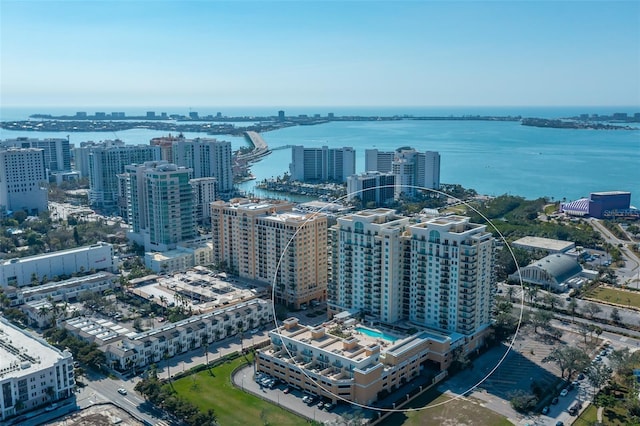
[499,282,640,332]
[590,219,640,287]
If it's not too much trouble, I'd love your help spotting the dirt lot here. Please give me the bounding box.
[47,403,144,426]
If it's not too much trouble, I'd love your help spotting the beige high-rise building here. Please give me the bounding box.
[211,199,327,309]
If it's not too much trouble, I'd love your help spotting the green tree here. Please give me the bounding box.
[583,302,602,319]
[547,346,590,379]
[530,309,553,334]
[610,307,622,324]
[585,363,612,402]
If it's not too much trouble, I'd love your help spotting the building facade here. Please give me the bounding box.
[172,137,233,193]
[346,172,396,207]
[10,272,117,306]
[329,210,495,336]
[0,148,48,216]
[290,146,356,183]
[392,148,441,198]
[1,137,71,173]
[190,177,217,223]
[0,242,115,288]
[88,144,160,211]
[405,215,494,336]
[364,149,395,173]
[329,209,410,323]
[211,199,328,309]
[64,299,274,372]
[124,162,196,252]
[0,317,74,420]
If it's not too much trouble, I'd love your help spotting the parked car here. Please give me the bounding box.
[542,406,549,415]
[283,386,291,394]
[324,402,336,411]
[560,389,568,397]
[551,397,559,405]
[45,403,58,412]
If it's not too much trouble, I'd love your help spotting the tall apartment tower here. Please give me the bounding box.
[190,177,217,223]
[171,137,233,193]
[329,210,494,337]
[405,215,494,335]
[150,135,182,162]
[392,148,440,197]
[211,199,327,308]
[72,139,125,178]
[124,161,196,251]
[289,146,355,183]
[328,209,410,323]
[346,172,396,207]
[364,149,395,173]
[88,144,160,211]
[1,137,71,172]
[0,148,48,216]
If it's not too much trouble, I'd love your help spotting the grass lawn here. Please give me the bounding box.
[172,354,306,426]
[586,286,640,308]
[573,405,598,426]
[383,388,513,426]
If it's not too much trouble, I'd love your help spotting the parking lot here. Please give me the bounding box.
[233,364,350,424]
[438,321,607,425]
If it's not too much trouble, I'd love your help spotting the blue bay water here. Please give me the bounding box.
[1,106,638,206]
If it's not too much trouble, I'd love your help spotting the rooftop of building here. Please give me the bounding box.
[65,316,131,344]
[527,253,583,283]
[0,242,111,265]
[270,316,457,365]
[128,268,266,313]
[591,191,631,196]
[0,317,70,379]
[512,236,575,252]
[20,272,115,295]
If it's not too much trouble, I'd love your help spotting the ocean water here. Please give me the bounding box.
[1,106,638,206]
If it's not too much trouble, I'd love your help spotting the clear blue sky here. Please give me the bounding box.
[1,0,639,107]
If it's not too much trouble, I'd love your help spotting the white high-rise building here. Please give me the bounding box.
[406,215,494,335]
[72,139,125,178]
[190,177,217,223]
[88,144,160,211]
[392,148,440,197]
[0,317,74,420]
[290,146,355,183]
[364,149,395,173]
[0,148,48,216]
[329,210,494,336]
[124,161,196,252]
[346,172,396,207]
[171,137,233,193]
[329,209,409,323]
[1,137,71,173]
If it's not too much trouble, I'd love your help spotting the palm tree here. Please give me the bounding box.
[506,286,516,303]
[201,332,210,371]
[37,305,50,328]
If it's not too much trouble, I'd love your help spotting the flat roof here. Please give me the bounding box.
[0,317,68,378]
[512,236,575,252]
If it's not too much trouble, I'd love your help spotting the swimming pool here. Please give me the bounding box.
[355,327,397,342]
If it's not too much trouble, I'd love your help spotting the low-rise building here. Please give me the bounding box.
[0,242,115,288]
[509,253,589,292]
[144,237,213,274]
[97,298,273,372]
[0,317,74,420]
[13,272,117,306]
[256,315,486,405]
[511,236,575,254]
